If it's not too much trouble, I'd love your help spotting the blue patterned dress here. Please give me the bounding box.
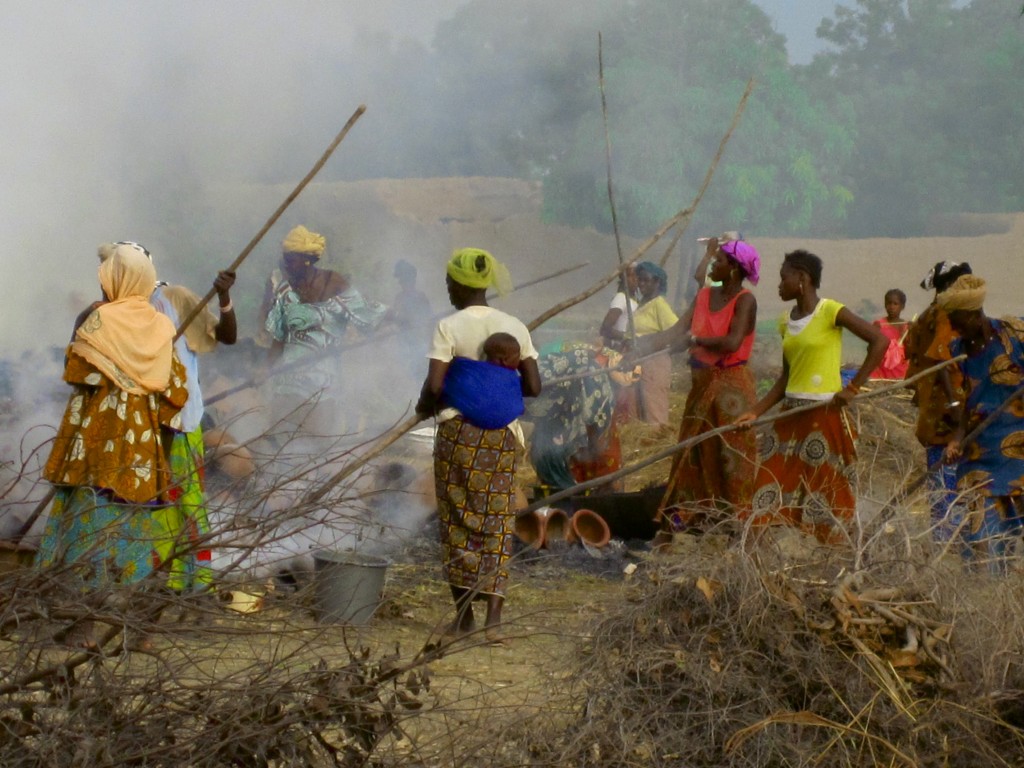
[950,317,1024,560]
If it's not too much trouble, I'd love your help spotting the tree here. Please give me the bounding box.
[540,0,854,237]
[810,0,1024,235]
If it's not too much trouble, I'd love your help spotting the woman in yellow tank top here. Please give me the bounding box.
[736,250,887,544]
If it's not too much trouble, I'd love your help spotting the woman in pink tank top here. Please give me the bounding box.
[637,238,760,539]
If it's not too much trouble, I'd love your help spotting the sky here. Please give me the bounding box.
[0,0,841,356]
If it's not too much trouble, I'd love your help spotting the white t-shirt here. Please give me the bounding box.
[426,305,537,443]
[427,305,538,362]
[609,292,639,333]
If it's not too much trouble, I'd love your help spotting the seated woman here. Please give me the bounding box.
[527,340,627,493]
[261,225,386,435]
[737,250,887,544]
[37,244,189,642]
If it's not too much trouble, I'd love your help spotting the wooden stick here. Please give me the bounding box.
[174,104,367,340]
[657,77,755,268]
[302,414,423,506]
[11,486,55,544]
[203,261,588,408]
[518,356,965,515]
[598,32,643,420]
[527,79,755,333]
[861,371,1024,544]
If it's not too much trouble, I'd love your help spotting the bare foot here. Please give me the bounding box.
[442,618,475,640]
[484,627,509,646]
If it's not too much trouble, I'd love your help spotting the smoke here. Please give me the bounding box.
[0,1,469,355]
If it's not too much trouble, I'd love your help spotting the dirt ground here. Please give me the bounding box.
[183,369,924,762]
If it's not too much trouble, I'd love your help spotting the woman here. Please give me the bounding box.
[631,261,679,429]
[869,288,910,380]
[599,264,639,349]
[37,244,189,594]
[638,238,760,534]
[527,340,626,492]
[737,250,887,544]
[904,261,972,540]
[261,224,386,434]
[97,241,237,592]
[416,248,541,643]
[941,275,1024,569]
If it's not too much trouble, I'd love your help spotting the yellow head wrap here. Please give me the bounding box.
[446,247,513,295]
[936,274,987,312]
[282,225,326,258]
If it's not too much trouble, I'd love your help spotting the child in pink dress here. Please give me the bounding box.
[870,288,910,380]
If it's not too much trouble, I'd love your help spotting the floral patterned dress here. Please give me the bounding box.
[36,351,189,587]
[949,317,1024,559]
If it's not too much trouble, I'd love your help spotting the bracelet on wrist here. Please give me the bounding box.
[219,300,234,313]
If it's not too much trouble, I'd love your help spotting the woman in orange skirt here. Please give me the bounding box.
[736,250,887,544]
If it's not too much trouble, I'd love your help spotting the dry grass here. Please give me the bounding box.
[3,366,1024,766]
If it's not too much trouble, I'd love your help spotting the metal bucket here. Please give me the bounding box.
[312,550,389,624]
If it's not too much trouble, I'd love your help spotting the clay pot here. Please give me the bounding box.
[542,508,571,549]
[514,508,547,549]
[569,508,611,549]
[514,506,572,550]
[211,444,256,479]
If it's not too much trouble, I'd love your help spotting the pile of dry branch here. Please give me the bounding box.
[527,531,1024,767]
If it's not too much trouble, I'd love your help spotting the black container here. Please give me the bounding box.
[529,484,664,541]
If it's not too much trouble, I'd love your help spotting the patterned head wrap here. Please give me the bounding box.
[97,240,152,264]
[635,261,668,296]
[920,261,972,292]
[720,240,760,285]
[446,247,512,295]
[282,225,326,259]
[935,274,986,312]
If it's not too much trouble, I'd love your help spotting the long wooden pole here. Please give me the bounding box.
[174,104,367,340]
[526,80,754,333]
[517,356,967,515]
[303,414,423,506]
[598,32,643,420]
[203,260,588,408]
[657,77,755,269]
[12,107,368,543]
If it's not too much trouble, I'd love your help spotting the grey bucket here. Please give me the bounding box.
[312,550,389,624]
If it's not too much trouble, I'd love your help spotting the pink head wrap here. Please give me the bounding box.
[721,241,760,285]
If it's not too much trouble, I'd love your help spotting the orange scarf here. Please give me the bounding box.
[72,245,175,394]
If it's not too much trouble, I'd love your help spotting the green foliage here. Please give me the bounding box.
[230,0,1024,241]
[811,0,1024,235]
[536,0,855,237]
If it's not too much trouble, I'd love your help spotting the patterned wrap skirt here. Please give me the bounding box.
[638,350,672,427]
[433,416,518,597]
[165,428,214,592]
[744,398,857,544]
[35,486,177,588]
[659,365,757,531]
